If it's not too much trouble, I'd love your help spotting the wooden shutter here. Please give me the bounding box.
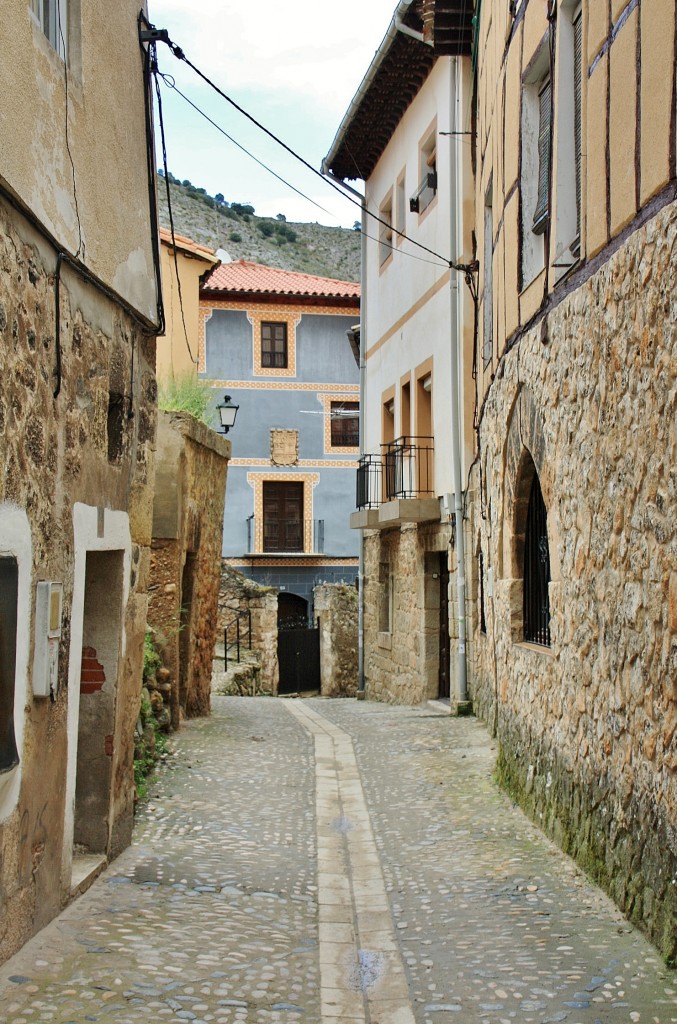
[573,12,583,241]
[532,78,551,234]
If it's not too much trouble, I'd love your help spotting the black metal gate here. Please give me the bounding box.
[277,625,320,695]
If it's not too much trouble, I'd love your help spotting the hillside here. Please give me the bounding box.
[156,173,361,283]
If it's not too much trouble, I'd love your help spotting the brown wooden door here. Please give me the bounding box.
[263,481,303,552]
[438,552,450,699]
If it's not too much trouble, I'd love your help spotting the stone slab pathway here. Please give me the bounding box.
[0,696,674,1024]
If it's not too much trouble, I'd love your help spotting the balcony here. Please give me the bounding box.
[245,518,325,555]
[351,437,440,529]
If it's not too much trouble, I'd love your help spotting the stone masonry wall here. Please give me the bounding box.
[218,565,279,695]
[363,523,451,704]
[314,583,358,696]
[0,197,156,961]
[469,201,677,963]
[149,412,230,722]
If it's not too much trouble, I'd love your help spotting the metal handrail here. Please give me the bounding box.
[224,607,252,670]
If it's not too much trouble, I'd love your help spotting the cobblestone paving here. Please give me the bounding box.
[0,699,319,1023]
[315,699,677,1024]
[0,696,674,1024]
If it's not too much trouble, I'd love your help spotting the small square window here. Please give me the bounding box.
[261,322,288,369]
[330,402,359,448]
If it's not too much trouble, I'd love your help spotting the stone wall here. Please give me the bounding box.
[218,565,279,695]
[363,523,451,705]
[314,583,358,696]
[469,201,677,964]
[0,196,156,962]
[149,412,230,723]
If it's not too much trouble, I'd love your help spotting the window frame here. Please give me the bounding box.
[523,472,551,647]
[483,175,494,368]
[378,189,394,267]
[329,401,359,449]
[520,45,551,288]
[30,0,68,59]
[262,480,304,553]
[260,321,288,369]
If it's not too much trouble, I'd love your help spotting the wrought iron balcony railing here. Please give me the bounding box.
[355,438,435,508]
[246,517,325,554]
[383,436,434,500]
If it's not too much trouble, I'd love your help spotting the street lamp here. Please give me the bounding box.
[216,394,239,434]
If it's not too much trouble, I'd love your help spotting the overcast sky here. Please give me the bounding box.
[147,0,398,227]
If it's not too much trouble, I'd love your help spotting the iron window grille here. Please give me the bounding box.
[523,473,551,646]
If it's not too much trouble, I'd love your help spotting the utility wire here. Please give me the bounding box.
[152,56,198,364]
[150,25,475,273]
[156,72,449,271]
[158,73,336,222]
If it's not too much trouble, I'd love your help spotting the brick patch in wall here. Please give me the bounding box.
[81,646,105,694]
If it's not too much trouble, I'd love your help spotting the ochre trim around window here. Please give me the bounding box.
[247,471,319,553]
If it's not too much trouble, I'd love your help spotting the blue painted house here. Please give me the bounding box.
[199,260,360,621]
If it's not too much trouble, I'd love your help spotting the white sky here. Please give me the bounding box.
[147,0,398,227]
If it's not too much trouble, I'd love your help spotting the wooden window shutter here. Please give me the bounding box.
[532,78,551,234]
[573,12,583,241]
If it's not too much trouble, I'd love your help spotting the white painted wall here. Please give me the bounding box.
[361,57,474,497]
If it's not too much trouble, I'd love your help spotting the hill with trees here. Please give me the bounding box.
[157,172,361,282]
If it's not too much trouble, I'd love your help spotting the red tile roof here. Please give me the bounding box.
[202,260,360,301]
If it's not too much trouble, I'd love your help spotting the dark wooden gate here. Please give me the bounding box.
[278,625,320,695]
[438,553,450,699]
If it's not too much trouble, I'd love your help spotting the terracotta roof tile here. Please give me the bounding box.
[202,260,360,300]
[159,228,218,263]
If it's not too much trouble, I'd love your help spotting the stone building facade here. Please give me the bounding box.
[326,0,676,962]
[0,2,160,961]
[315,583,359,697]
[149,412,231,723]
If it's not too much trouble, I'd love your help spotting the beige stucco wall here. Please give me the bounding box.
[157,245,216,381]
[0,0,157,320]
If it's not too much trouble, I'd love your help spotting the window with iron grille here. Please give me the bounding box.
[30,0,68,58]
[479,549,487,635]
[330,401,359,448]
[532,77,551,235]
[261,322,288,368]
[523,473,551,646]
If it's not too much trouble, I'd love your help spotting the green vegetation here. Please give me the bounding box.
[135,629,168,802]
[158,372,213,427]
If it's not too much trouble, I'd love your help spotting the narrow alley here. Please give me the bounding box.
[0,696,674,1024]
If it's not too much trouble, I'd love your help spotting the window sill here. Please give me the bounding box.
[377,632,392,650]
[513,640,555,658]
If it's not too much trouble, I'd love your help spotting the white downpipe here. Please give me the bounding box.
[449,57,468,704]
[319,169,367,692]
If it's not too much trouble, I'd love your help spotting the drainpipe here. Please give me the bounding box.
[448,57,469,709]
[321,168,368,696]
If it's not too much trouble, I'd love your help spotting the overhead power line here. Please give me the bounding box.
[140,17,477,275]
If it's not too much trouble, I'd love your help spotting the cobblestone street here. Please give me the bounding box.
[0,696,674,1023]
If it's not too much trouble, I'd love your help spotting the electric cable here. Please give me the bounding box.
[152,59,198,364]
[150,25,474,272]
[154,69,450,272]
